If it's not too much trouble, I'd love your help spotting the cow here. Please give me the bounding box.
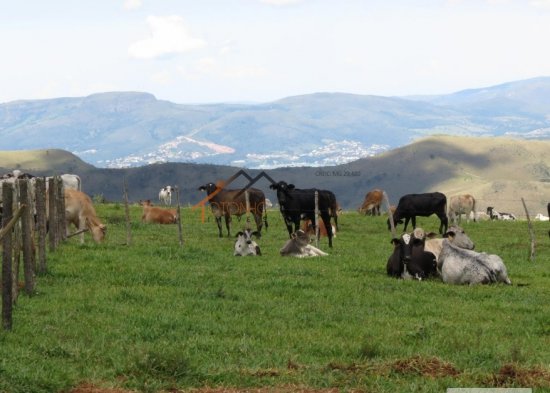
[388,192,448,234]
[64,189,106,244]
[386,231,437,280]
[159,186,173,205]
[534,213,549,221]
[448,194,476,224]
[413,226,475,271]
[139,200,177,224]
[233,228,261,256]
[269,181,337,248]
[359,188,383,215]
[279,229,328,257]
[439,240,512,285]
[487,206,516,220]
[44,174,82,191]
[301,218,336,239]
[198,182,267,238]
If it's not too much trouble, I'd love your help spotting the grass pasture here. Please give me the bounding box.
[1,204,549,393]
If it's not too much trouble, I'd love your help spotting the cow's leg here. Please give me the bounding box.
[253,213,263,234]
[225,214,232,237]
[438,214,448,234]
[321,213,333,248]
[215,216,223,238]
[411,216,417,229]
[403,217,411,232]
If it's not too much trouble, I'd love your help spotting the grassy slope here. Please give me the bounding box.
[1,204,549,392]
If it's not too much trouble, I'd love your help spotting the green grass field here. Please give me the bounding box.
[1,204,549,393]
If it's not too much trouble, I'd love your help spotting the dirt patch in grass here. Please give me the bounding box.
[488,363,550,388]
[68,383,135,393]
[389,355,460,378]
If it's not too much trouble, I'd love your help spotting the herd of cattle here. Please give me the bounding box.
[2,170,548,286]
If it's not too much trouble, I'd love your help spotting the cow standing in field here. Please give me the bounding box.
[159,186,173,205]
[198,182,267,238]
[139,200,177,224]
[270,181,337,248]
[439,240,512,285]
[301,218,336,239]
[280,229,328,257]
[359,188,383,215]
[64,189,106,244]
[388,192,448,234]
[448,194,476,224]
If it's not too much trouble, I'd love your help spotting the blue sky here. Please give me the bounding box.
[1,0,549,104]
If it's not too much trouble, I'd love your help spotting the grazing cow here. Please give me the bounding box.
[159,186,173,205]
[359,188,384,215]
[388,192,448,234]
[301,218,336,239]
[139,200,177,224]
[198,182,267,237]
[386,231,437,280]
[487,206,516,220]
[534,213,549,221]
[448,194,477,224]
[64,189,106,244]
[269,181,337,248]
[234,228,261,256]
[279,229,328,257]
[439,240,512,285]
[414,226,475,270]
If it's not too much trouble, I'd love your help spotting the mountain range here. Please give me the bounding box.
[1,77,550,169]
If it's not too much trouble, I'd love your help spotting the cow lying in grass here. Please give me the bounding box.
[280,229,328,258]
[386,231,437,280]
[234,228,261,256]
[139,200,177,224]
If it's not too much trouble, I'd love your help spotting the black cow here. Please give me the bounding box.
[269,181,337,248]
[386,232,437,280]
[198,183,267,238]
[388,192,448,234]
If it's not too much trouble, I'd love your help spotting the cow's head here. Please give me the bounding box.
[234,229,261,256]
[269,181,295,205]
[198,183,218,195]
[86,218,106,243]
[391,233,413,264]
[443,226,475,250]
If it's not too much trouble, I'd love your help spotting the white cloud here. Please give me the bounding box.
[530,0,550,9]
[128,15,206,59]
[260,0,303,5]
[123,0,142,11]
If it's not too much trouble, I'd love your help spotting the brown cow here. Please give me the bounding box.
[198,182,267,237]
[359,188,383,215]
[448,194,476,224]
[300,219,336,239]
[64,189,106,243]
[139,200,177,224]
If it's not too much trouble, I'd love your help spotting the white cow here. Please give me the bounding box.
[233,228,262,256]
[159,186,173,205]
[439,240,512,285]
[534,213,549,221]
[280,229,328,258]
[45,174,82,191]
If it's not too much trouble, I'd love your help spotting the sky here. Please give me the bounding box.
[1,0,550,105]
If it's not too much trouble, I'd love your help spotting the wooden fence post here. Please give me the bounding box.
[48,177,57,252]
[122,177,132,246]
[175,186,184,247]
[2,183,14,331]
[35,177,48,274]
[314,190,319,248]
[56,177,65,242]
[383,191,396,238]
[18,180,35,295]
[521,197,536,262]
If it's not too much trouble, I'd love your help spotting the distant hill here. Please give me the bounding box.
[2,135,549,217]
[1,77,550,168]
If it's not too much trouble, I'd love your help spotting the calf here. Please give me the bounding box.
[234,229,261,256]
[300,218,336,239]
[439,240,512,285]
[388,192,448,234]
[159,186,173,205]
[280,229,328,258]
[359,188,383,215]
[386,231,437,280]
[139,200,177,224]
[487,206,516,221]
[448,194,476,224]
[64,189,106,244]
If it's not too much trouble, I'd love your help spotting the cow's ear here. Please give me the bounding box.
[235,231,244,237]
[288,184,295,190]
[391,238,399,245]
[198,185,205,191]
[252,231,261,239]
[269,184,277,190]
[443,231,455,238]
[426,232,438,239]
